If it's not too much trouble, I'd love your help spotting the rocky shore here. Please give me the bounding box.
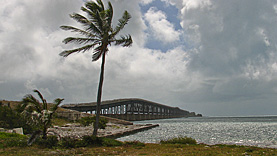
[47,123,159,139]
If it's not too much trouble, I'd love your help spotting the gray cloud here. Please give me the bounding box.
[1,0,277,116]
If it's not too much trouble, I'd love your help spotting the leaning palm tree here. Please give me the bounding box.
[21,90,64,143]
[60,0,132,136]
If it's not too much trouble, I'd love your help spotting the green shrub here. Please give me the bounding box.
[0,105,34,134]
[78,117,94,126]
[59,136,78,148]
[76,135,102,147]
[0,132,28,148]
[77,135,123,147]
[102,138,123,147]
[35,135,58,148]
[58,135,122,148]
[78,116,108,129]
[160,136,197,145]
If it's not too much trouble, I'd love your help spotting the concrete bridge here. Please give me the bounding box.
[61,98,202,121]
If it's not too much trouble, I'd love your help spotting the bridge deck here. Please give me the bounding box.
[62,98,201,121]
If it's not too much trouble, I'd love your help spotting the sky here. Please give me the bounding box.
[1,0,277,116]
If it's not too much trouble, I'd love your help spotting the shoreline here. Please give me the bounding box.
[47,123,159,139]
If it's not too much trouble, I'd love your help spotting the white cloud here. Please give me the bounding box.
[144,7,181,43]
[1,0,277,116]
[140,0,155,5]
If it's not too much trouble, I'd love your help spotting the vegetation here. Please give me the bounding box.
[160,136,197,145]
[57,135,123,148]
[1,132,277,155]
[51,116,75,127]
[20,90,64,140]
[78,116,108,129]
[34,135,58,149]
[124,140,145,147]
[1,142,277,155]
[0,102,33,134]
[60,0,133,136]
[0,132,28,148]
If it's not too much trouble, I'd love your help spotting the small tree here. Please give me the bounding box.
[21,90,64,140]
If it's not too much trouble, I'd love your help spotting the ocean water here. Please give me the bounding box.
[117,116,277,148]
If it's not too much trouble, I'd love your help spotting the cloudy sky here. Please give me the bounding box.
[1,0,277,116]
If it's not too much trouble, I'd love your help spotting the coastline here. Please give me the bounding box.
[47,123,159,139]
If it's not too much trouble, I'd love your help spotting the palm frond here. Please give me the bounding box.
[33,90,47,110]
[92,45,108,61]
[80,7,102,35]
[93,10,104,32]
[92,45,104,61]
[106,2,113,28]
[70,13,90,25]
[113,11,131,37]
[60,26,95,37]
[96,0,105,11]
[63,37,98,44]
[114,35,133,47]
[86,1,104,13]
[22,94,42,113]
[81,6,94,19]
[60,44,95,57]
[51,98,64,112]
[86,22,102,36]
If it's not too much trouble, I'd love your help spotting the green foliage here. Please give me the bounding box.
[59,136,78,148]
[0,132,27,139]
[51,115,75,126]
[102,137,123,147]
[160,136,197,145]
[35,135,58,148]
[0,105,34,134]
[124,140,145,147]
[0,132,28,148]
[78,116,108,129]
[50,135,123,148]
[78,116,94,126]
[20,89,64,139]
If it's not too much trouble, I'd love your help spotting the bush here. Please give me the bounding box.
[0,132,28,148]
[35,135,58,148]
[102,138,123,147]
[57,135,122,148]
[78,116,108,129]
[0,105,34,134]
[76,135,102,147]
[78,117,94,126]
[59,136,78,148]
[160,136,197,145]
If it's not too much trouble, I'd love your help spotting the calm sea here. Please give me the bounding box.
[117,116,277,148]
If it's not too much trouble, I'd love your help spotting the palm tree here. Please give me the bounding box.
[21,90,64,141]
[60,0,132,136]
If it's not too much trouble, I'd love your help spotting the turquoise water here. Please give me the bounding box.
[117,116,277,148]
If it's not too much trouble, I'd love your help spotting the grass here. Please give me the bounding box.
[1,131,277,155]
[1,143,277,155]
[51,116,75,126]
[160,136,197,145]
[0,132,28,148]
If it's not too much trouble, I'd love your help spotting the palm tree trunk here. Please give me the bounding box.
[93,51,106,136]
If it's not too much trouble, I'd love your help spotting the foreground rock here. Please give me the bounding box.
[47,123,159,139]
